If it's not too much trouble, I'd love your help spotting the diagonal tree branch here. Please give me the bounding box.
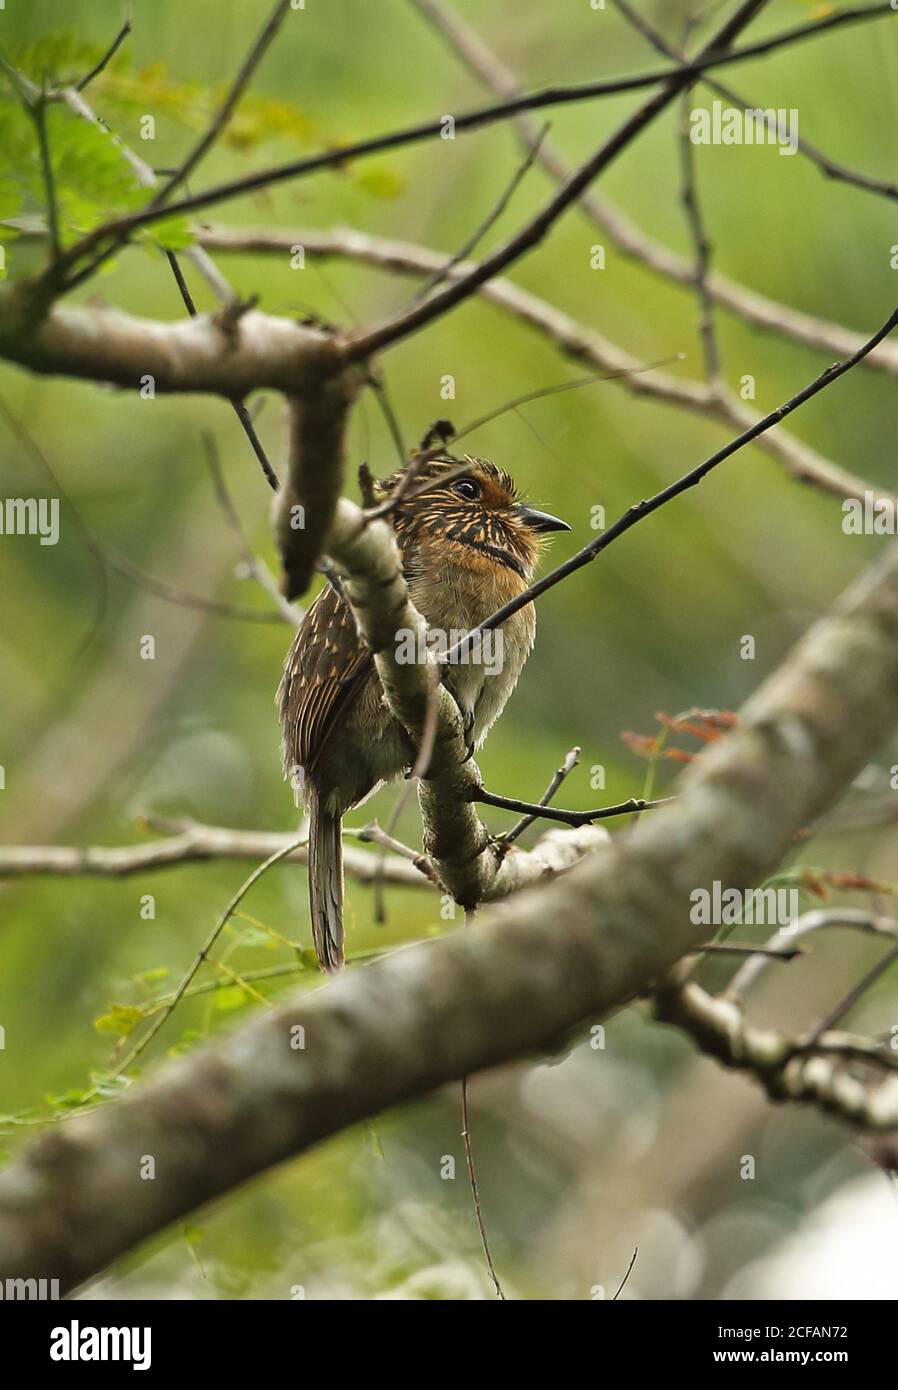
[7,218,886,505]
[185,221,893,503]
[74,19,132,93]
[170,220,898,380]
[408,0,898,364]
[149,0,294,211]
[652,954,898,1117]
[50,0,898,288]
[344,0,772,359]
[3,525,898,1292]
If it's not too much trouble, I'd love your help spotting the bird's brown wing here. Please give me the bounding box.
[278,579,374,780]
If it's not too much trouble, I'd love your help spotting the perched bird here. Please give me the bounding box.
[277,455,569,972]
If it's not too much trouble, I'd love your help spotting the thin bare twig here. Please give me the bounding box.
[100,834,307,1091]
[677,86,722,388]
[201,433,299,624]
[30,91,61,259]
[165,251,280,490]
[501,746,580,847]
[0,819,427,888]
[405,121,549,307]
[75,19,132,92]
[100,541,287,623]
[727,910,898,1000]
[696,943,803,960]
[804,941,898,1048]
[460,1073,505,1299]
[355,821,436,882]
[613,1247,638,1301]
[367,370,408,467]
[475,788,672,826]
[155,0,295,207]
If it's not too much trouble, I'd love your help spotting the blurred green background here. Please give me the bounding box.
[2,0,898,1299]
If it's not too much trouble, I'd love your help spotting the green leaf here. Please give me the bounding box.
[94,63,316,155]
[355,165,405,200]
[214,985,249,1012]
[236,928,279,950]
[90,1072,132,1098]
[0,177,24,227]
[0,1107,38,1125]
[93,1003,143,1037]
[14,32,113,87]
[365,1121,385,1159]
[147,213,195,252]
[136,966,170,984]
[46,1087,92,1110]
[167,1028,202,1057]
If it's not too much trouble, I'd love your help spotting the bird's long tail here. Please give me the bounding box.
[307,784,344,972]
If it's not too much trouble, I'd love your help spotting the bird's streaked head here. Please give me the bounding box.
[378,454,569,582]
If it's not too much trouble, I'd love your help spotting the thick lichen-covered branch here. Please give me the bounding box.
[3,536,898,1292]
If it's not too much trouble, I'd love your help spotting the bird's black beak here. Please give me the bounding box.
[518,505,571,534]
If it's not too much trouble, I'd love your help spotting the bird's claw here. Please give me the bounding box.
[447,689,476,761]
[461,709,475,763]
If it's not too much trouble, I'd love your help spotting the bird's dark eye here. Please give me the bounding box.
[453,478,480,501]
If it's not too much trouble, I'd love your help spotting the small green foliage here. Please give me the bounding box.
[234,926,280,950]
[89,1072,132,1099]
[45,1085,93,1110]
[355,165,405,200]
[0,81,144,248]
[14,32,107,86]
[167,1027,203,1058]
[135,966,171,986]
[0,29,401,274]
[0,1107,38,1127]
[214,985,250,1012]
[82,59,316,155]
[365,1121,385,1159]
[147,213,195,252]
[93,1003,144,1037]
